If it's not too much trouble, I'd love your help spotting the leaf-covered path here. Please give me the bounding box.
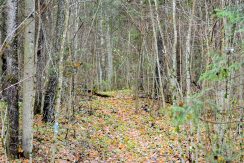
[77,90,182,162]
[0,90,185,162]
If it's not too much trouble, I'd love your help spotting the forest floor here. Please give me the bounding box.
[0,90,193,162]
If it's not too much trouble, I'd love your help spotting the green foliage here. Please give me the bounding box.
[172,91,205,127]
[215,5,244,37]
[215,7,244,24]
[172,52,241,127]
[172,105,187,126]
[200,52,241,81]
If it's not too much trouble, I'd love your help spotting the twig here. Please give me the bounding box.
[0,75,33,94]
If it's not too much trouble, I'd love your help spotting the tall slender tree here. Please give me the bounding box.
[148,0,165,107]
[22,0,35,158]
[172,0,179,103]
[51,0,70,161]
[105,16,113,89]
[43,0,65,122]
[185,0,196,99]
[34,0,46,115]
[4,0,19,159]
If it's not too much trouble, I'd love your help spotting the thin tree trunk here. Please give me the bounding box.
[4,0,19,159]
[154,0,173,103]
[43,0,65,122]
[184,0,196,161]
[126,31,131,88]
[51,0,69,162]
[185,0,196,99]
[239,25,244,104]
[22,0,35,158]
[0,11,2,80]
[34,0,46,115]
[69,0,79,118]
[98,14,104,89]
[105,16,113,89]
[148,0,165,107]
[172,0,179,103]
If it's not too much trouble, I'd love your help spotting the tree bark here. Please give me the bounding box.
[148,0,165,107]
[4,0,19,159]
[51,0,69,161]
[0,11,3,79]
[185,0,196,99]
[43,0,65,122]
[105,16,113,89]
[171,0,179,103]
[34,0,46,115]
[22,0,35,158]
[98,14,105,90]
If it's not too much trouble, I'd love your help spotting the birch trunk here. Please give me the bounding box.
[23,0,35,158]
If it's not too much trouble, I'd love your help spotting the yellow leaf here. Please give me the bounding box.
[18,146,23,153]
[217,156,225,163]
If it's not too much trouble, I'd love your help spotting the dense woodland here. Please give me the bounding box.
[0,0,243,162]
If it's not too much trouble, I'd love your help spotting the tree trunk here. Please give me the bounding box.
[185,0,196,99]
[68,1,79,118]
[0,11,3,80]
[22,0,35,158]
[184,1,196,161]
[171,0,180,103]
[34,0,46,115]
[98,15,105,90]
[105,16,113,89]
[54,0,69,131]
[51,0,69,161]
[153,0,172,103]
[4,0,19,159]
[148,0,165,107]
[43,0,65,122]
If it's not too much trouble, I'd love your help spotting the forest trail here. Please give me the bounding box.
[74,90,182,162]
[0,90,184,162]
